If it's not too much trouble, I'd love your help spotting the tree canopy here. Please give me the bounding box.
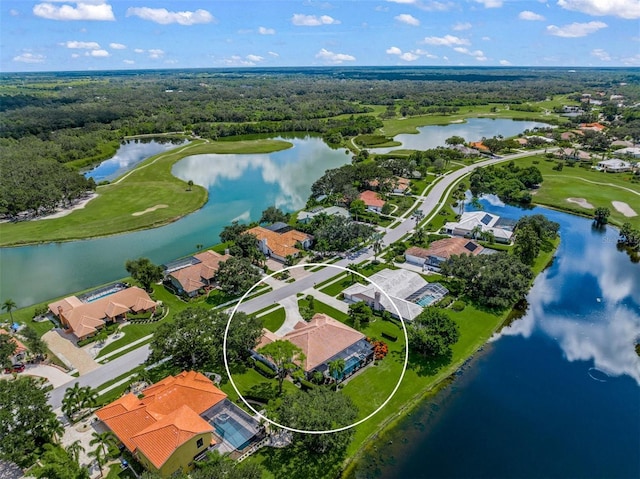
[215,257,263,296]
[148,307,262,370]
[258,339,306,394]
[260,206,289,225]
[407,307,460,357]
[0,376,59,467]
[125,257,163,292]
[469,162,543,204]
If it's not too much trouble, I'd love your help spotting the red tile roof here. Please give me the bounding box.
[170,250,231,294]
[246,226,311,259]
[359,190,386,208]
[96,371,226,467]
[407,237,484,261]
[0,329,27,355]
[259,313,365,372]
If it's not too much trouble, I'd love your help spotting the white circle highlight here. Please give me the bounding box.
[223,262,409,435]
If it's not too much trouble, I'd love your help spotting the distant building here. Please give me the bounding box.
[343,269,448,321]
[443,211,513,244]
[0,329,27,364]
[246,226,312,262]
[48,286,157,340]
[359,190,386,213]
[392,177,411,194]
[596,159,632,173]
[469,141,490,153]
[167,250,231,297]
[450,144,480,156]
[579,122,606,132]
[405,237,484,271]
[297,206,350,224]
[612,147,640,159]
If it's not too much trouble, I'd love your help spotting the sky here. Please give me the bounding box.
[1,0,639,72]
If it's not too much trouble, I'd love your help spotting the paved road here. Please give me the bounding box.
[47,148,551,408]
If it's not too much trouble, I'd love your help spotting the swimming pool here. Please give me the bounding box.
[416,295,436,307]
[213,415,254,450]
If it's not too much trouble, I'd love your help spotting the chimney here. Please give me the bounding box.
[374,291,381,311]
[224,248,230,255]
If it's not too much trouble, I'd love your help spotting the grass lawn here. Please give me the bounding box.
[298,297,350,323]
[387,195,415,217]
[0,139,292,246]
[259,307,286,333]
[517,156,640,229]
[320,275,355,297]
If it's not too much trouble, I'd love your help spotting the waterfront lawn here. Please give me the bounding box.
[516,156,640,229]
[0,139,292,246]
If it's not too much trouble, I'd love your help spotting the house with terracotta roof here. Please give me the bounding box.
[48,286,157,340]
[0,329,27,364]
[245,226,312,262]
[255,313,374,382]
[359,190,386,213]
[96,371,262,477]
[579,122,606,132]
[167,250,231,297]
[405,238,484,271]
[392,177,411,194]
[469,141,490,153]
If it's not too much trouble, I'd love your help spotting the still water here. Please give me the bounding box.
[352,200,640,479]
[0,135,349,307]
[373,118,550,154]
[83,139,185,183]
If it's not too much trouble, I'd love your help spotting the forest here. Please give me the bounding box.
[1,67,639,218]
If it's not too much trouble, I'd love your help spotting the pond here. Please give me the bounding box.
[83,139,186,183]
[373,118,551,154]
[0,135,349,307]
[349,200,640,479]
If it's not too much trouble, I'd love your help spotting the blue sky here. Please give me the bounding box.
[2,0,639,72]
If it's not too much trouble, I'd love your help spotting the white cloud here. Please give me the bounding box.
[546,21,607,37]
[33,1,115,21]
[258,26,275,35]
[499,59,511,65]
[109,42,126,49]
[415,49,438,59]
[13,52,45,63]
[268,51,279,57]
[88,49,109,57]
[126,7,214,25]
[395,13,420,26]
[291,14,340,26]
[622,54,640,65]
[482,36,491,41]
[386,0,453,11]
[61,40,100,49]
[519,10,545,21]
[315,48,355,64]
[221,54,266,66]
[474,0,503,7]
[422,34,470,46]
[10,9,19,16]
[148,49,164,59]
[557,0,640,20]
[246,54,264,62]
[71,53,80,58]
[123,59,135,64]
[591,48,611,61]
[386,46,403,55]
[134,48,144,54]
[400,52,420,61]
[452,21,472,30]
[454,47,487,61]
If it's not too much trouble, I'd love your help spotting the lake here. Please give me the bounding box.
[373,118,551,154]
[0,135,349,307]
[83,139,186,183]
[349,200,640,479]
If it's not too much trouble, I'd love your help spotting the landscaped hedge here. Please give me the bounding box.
[381,331,398,342]
[437,296,454,309]
[253,359,277,378]
[299,379,316,391]
[451,300,466,312]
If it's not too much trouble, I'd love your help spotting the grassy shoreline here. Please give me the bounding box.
[0,138,292,247]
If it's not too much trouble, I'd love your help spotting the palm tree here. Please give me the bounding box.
[371,233,384,263]
[80,385,98,411]
[44,416,65,444]
[62,382,83,420]
[470,225,482,240]
[328,358,346,390]
[347,263,359,284]
[2,299,17,323]
[90,431,116,461]
[88,445,106,478]
[66,439,85,464]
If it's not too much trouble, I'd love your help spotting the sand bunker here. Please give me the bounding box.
[612,201,638,218]
[132,204,168,216]
[566,197,594,209]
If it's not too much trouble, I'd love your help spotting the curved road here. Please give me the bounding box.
[48,148,551,409]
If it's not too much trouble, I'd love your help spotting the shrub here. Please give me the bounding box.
[253,359,277,378]
[368,339,389,360]
[394,255,406,263]
[437,296,454,308]
[299,379,316,391]
[381,331,398,342]
[451,300,466,312]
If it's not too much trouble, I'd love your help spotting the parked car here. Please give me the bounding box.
[4,363,25,373]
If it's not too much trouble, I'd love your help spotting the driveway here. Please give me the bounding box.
[43,329,99,375]
[23,363,74,388]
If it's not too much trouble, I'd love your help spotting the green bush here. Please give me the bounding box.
[299,379,316,391]
[451,300,466,312]
[253,359,277,378]
[394,255,406,263]
[381,331,398,342]
[437,296,454,308]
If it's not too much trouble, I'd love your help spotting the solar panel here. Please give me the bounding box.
[465,242,478,252]
[480,213,493,225]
